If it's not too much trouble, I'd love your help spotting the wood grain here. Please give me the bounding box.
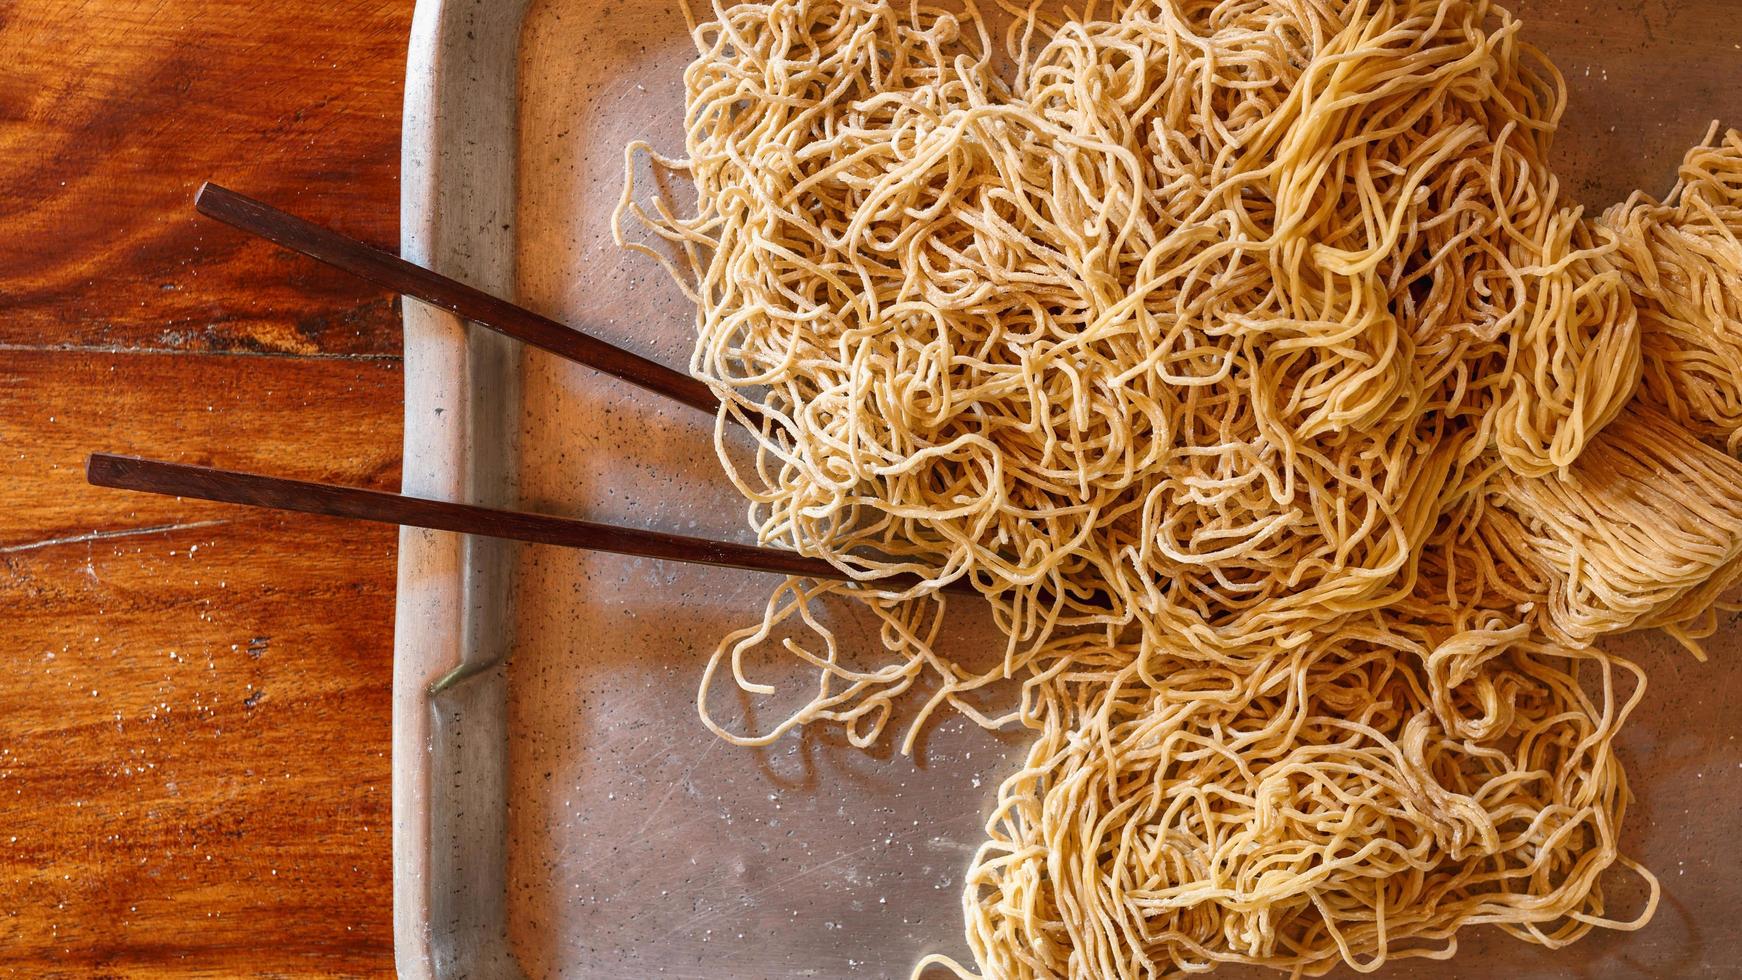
[0,350,402,977]
[0,0,409,358]
[0,0,409,974]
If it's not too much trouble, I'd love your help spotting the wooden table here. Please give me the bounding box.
[1,2,409,974]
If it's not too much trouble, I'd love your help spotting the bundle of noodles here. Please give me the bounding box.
[921,634,1655,980]
[616,0,1644,678]
[1603,128,1742,453]
[1487,403,1742,652]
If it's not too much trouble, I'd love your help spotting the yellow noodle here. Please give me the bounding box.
[1604,128,1742,453]
[1489,403,1742,652]
[921,636,1655,980]
[609,0,1742,974]
[616,0,1646,666]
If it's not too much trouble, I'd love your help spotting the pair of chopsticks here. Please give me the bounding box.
[87,184,972,597]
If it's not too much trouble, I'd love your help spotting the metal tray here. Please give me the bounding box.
[393,1,1742,976]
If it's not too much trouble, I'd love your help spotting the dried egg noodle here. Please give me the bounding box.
[613,0,1742,974]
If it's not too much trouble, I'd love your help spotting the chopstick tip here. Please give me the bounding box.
[85,452,116,486]
[193,181,232,214]
[85,452,144,490]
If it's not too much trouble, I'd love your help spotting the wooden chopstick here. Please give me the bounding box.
[193,182,723,417]
[86,453,976,595]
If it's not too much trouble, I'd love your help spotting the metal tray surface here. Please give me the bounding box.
[395,1,1742,976]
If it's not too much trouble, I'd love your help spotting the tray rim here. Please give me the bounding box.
[395,1,532,977]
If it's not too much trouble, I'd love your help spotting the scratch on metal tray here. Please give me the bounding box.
[652,842,880,943]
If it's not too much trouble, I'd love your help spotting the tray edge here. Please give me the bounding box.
[395,0,534,977]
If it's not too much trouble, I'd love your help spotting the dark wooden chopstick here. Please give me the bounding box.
[177,188,986,598]
[193,182,723,417]
[86,453,975,596]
